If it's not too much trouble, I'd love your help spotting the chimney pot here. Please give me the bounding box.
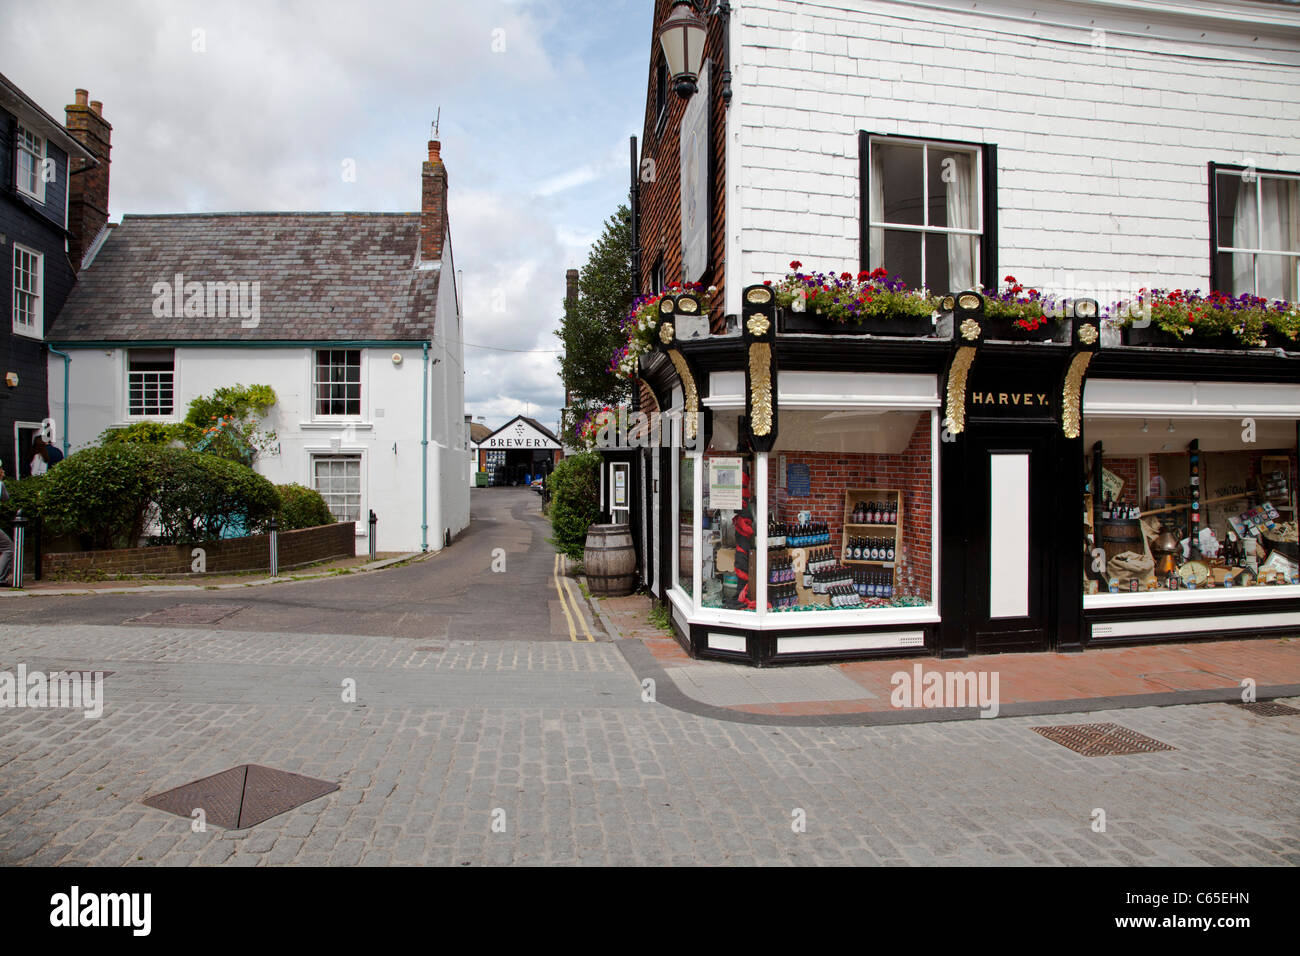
[90,100,103,116]
[428,140,441,163]
[75,89,89,106]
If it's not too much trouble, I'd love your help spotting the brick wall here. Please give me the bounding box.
[734,0,1300,298]
[766,414,933,599]
[42,522,356,578]
[638,0,727,319]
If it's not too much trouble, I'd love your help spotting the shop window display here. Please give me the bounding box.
[700,413,757,612]
[1083,417,1299,595]
[766,409,934,611]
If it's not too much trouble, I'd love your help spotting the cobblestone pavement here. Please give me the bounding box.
[2,624,1297,866]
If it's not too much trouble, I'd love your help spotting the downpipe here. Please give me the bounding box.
[46,346,72,455]
[421,341,430,551]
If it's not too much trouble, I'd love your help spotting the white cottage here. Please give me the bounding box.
[47,140,469,554]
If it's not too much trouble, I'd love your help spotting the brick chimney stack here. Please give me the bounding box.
[64,89,112,271]
[420,139,448,264]
[565,268,579,305]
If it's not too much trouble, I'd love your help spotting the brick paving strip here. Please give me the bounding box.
[594,594,1300,727]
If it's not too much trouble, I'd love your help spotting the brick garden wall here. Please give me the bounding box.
[41,523,356,578]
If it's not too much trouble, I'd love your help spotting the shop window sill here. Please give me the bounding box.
[1084,584,1300,609]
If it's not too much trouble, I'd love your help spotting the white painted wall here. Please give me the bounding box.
[729,0,1300,313]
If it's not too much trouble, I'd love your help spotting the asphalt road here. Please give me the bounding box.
[0,488,603,642]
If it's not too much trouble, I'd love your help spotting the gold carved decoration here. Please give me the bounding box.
[959,318,981,341]
[667,349,699,441]
[659,322,675,345]
[748,343,773,436]
[1062,351,1094,439]
[944,346,977,434]
[746,313,770,337]
[1077,323,1098,345]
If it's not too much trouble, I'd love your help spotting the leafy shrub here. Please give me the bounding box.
[547,452,601,561]
[38,445,158,549]
[99,421,188,446]
[148,448,281,543]
[35,444,281,549]
[276,483,335,530]
[0,473,47,527]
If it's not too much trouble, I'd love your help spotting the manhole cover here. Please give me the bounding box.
[1230,701,1300,717]
[142,764,337,829]
[1031,722,1175,756]
[125,604,246,626]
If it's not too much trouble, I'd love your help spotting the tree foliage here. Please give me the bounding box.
[556,205,634,435]
[546,452,602,561]
[99,384,278,465]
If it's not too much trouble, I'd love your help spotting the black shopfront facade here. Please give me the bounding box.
[612,289,1300,666]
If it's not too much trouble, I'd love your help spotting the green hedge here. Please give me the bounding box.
[276,483,335,530]
[31,444,281,549]
[547,452,601,562]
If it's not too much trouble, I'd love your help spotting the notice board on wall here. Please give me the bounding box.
[787,462,811,497]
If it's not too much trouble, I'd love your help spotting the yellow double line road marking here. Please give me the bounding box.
[553,552,594,642]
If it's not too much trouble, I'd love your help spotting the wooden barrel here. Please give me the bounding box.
[583,524,637,597]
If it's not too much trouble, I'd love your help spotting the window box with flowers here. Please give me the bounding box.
[1115,289,1300,351]
[963,277,1072,344]
[610,283,715,381]
[771,263,938,336]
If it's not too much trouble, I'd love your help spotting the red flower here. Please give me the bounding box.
[840,272,852,281]
[789,260,803,270]
[1004,275,1016,283]
[857,270,870,281]
[871,267,888,279]
[763,280,772,286]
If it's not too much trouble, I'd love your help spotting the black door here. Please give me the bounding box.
[964,427,1057,652]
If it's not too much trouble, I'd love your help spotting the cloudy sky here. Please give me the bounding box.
[2,0,652,433]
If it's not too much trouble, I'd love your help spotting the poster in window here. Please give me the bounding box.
[709,456,743,510]
[614,467,627,507]
[787,462,811,497]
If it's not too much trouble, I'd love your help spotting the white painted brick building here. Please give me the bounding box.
[714,0,1300,314]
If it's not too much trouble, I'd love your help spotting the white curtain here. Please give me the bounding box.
[869,147,884,269]
[1232,179,1257,295]
[868,149,889,269]
[1258,178,1299,301]
[945,151,975,292]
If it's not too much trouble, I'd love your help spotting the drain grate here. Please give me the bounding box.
[1031,722,1175,756]
[1230,700,1300,717]
[142,764,338,829]
[126,604,245,626]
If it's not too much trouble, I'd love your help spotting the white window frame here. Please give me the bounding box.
[12,244,43,338]
[15,123,46,203]
[125,348,177,419]
[311,348,366,420]
[867,134,984,291]
[1214,166,1300,298]
[682,378,944,630]
[310,451,366,534]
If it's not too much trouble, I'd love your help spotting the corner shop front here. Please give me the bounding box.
[621,289,1299,666]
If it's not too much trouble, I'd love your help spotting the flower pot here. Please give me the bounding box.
[777,308,935,337]
[1265,329,1299,352]
[979,315,1070,343]
[1122,325,1240,349]
[676,313,710,341]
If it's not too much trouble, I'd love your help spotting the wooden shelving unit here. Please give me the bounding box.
[840,487,902,591]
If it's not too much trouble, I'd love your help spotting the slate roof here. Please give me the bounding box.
[468,422,493,444]
[50,212,439,342]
